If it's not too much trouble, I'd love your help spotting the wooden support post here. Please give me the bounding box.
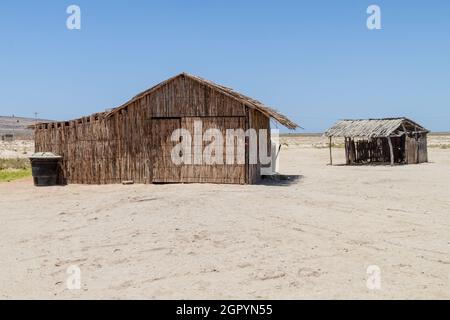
[346,138,356,165]
[402,124,408,164]
[329,137,333,165]
[344,138,349,165]
[350,138,355,164]
[388,136,394,166]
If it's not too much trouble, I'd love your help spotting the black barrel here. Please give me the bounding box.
[29,153,62,186]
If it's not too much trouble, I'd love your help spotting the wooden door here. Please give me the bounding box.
[181,117,246,184]
[152,118,182,183]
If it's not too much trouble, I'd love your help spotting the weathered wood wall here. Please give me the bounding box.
[406,133,428,164]
[248,109,271,184]
[35,75,269,184]
[35,106,152,184]
[417,134,428,163]
[343,134,428,165]
[180,116,246,184]
[352,137,403,164]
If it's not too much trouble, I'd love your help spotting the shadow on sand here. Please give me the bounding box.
[258,174,303,186]
[331,161,432,167]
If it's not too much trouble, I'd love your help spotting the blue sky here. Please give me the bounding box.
[0,0,449,132]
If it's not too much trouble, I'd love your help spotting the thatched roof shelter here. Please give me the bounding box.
[325,118,429,166]
[325,118,428,138]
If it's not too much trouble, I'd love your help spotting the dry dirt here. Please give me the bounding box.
[1,136,450,299]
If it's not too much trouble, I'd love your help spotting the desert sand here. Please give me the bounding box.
[1,136,450,299]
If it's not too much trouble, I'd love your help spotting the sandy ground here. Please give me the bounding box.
[1,137,450,299]
[0,140,34,158]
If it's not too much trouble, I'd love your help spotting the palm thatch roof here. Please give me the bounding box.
[33,73,299,130]
[325,118,428,138]
[106,73,299,129]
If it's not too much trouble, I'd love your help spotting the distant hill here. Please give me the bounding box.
[0,116,53,139]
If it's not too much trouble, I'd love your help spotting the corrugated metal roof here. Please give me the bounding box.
[325,118,428,138]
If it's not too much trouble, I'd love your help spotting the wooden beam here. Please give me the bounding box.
[329,137,333,165]
[388,136,394,166]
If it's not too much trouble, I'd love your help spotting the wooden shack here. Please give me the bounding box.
[34,73,298,184]
[1,134,14,142]
[325,118,429,165]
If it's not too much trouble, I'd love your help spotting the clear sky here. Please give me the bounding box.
[1,0,449,132]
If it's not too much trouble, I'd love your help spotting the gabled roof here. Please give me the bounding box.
[106,73,299,129]
[325,118,429,138]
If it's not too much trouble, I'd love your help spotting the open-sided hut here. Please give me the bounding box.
[34,73,298,185]
[325,118,429,165]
